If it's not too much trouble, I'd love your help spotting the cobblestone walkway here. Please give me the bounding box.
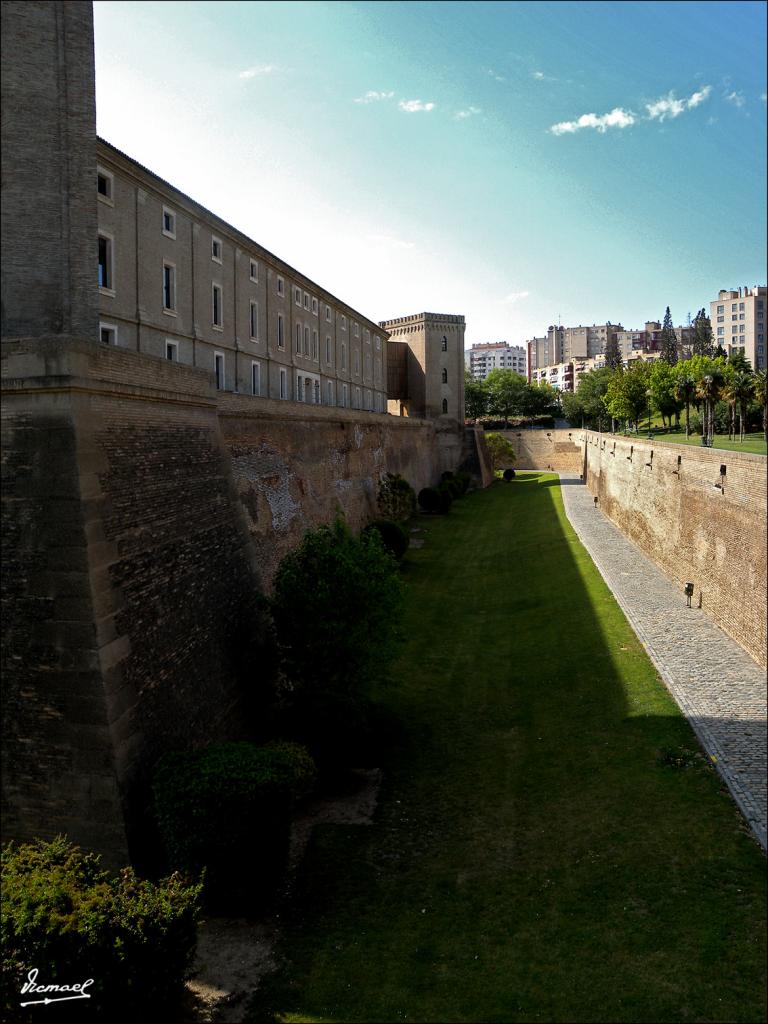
[556,473,767,851]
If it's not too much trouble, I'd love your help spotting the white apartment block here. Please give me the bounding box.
[467,342,527,379]
[96,139,388,413]
[710,286,766,371]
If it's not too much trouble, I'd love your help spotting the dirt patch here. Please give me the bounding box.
[178,768,381,1022]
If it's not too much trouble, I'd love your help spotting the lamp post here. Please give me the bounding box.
[646,389,652,438]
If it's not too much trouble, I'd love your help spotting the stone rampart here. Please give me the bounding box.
[583,431,767,667]
[497,428,584,473]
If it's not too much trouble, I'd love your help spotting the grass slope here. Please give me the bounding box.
[248,475,766,1023]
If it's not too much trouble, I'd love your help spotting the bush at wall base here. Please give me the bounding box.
[1,836,201,1023]
[503,468,516,481]
[152,741,315,912]
[377,472,417,522]
[418,487,440,513]
[362,519,409,561]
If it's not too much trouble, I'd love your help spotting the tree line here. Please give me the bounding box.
[465,368,560,423]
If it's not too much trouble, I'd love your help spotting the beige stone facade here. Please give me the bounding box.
[381,312,465,423]
[467,341,526,379]
[710,286,766,370]
[96,140,388,414]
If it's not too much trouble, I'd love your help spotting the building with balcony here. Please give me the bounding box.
[467,341,527,379]
[710,286,766,370]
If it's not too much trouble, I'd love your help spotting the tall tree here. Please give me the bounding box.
[672,363,697,438]
[484,369,528,425]
[691,308,714,357]
[561,367,612,429]
[753,369,767,444]
[464,370,489,421]
[605,362,652,431]
[649,361,682,429]
[604,329,623,371]
[695,364,725,446]
[660,306,678,365]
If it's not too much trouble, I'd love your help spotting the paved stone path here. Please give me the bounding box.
[556,473,767,851]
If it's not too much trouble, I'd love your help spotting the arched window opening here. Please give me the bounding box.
[442,398,448,414]
[441,368,448,383]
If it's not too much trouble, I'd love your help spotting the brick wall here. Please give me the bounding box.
[584,431,767,667]
[497,428,584,473]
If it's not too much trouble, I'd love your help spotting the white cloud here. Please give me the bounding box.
[454,106,481,120]
[724,90,745,107]
[761,92,767,103]
[550,106,636,135]
[484,68,506,83]
[532,70,556,82]
[238,65,278,79]
[503,291,530,304]
[367,233,416,250]
[646,85,711,121]
[354,90,395,104]
[399,99,435,113]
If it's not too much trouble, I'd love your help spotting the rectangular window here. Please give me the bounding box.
[312,297,318,315]
[212,284,223,328]
[214,352,225,390]
[314,381,320,405]
[717,327,724,335]
[304,325,310,356]
[280,367,287,399]
[295,287,302,305]
[249,259,258,282]
[312,330,319,360]
[717,316,724,323]
[163,263,176,311]
[732,325,738,333]
[304,292,310,310]
[166,340,179,362]
[739,313,745,320]
[250,301,259,340]
[98,234,113,290]
[162,207,176,238]
[325,305,331,322]
[739,325,745,333]
[277,276,284,296]
[296,323,302,353]
[354,351,360,375]
[716,305,724,314]
[341,315,346,331]
[96,167,113,203]
[739,302,745,310]
[212,237,223,263]
[341,342,347,370]
[375,335,381,350]
[326,380,334,405]
[342,383,349,407]
[325,336,331,363]
[731,303,737,311]
[251,361,260,396]
[296,375,304,402]
[277,313,285,349]
[354,321,360,338]
[99,323,117,346]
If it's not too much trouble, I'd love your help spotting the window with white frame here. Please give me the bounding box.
[364,329,370,345]
[162,207,176,238]
[250,301,259,340]
[295,286,302,305]
[280,367,287,399]
[375,335,381,350]
[98,234,113,291]
[341,315,346,331]
[214,351,225,390]
[211,237,223,262]
[325,305,331,322]
[163,262,176,312]
[314,380,320,404]
[277,313,285,349]
[717,327,724,335]
[341,342,347,370]
[212,283,223,328]
[304,326,310,356]
[354,386,361,408]
[325,336,331,363]
[312,330,318,360]
[304,292,310,311]
[295,323,302,353]
[716,305,724,314]
[96,167,114,204]
[354,321,359,338]
[277,276,284,296]
[312,297,318,316]
[251,361,260,396]
[342,383,349,407]
[296,375,304,402]
[249,259,258,282]
[166,339,179,362]
[354,350,360,375]
[99,323,117,346]
[326,380,334,405]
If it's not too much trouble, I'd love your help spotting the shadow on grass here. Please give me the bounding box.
[245,475,767,1024]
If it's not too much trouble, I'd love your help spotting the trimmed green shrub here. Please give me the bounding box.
[455,471,471,494]
[503,468,516,481]
[276,692,378,774]
[153,741,315,911]
[436,487,453,514]
[418,487,440,512]
[362,519,409,561]
[1,837,201,1023]
[377,473,417,522]
[271,519,403,697]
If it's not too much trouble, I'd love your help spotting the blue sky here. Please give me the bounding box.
[93,1,767,348]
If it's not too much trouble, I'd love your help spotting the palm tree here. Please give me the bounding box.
[696,369,724,447]
[729,372,754,442]
[753,369,767,444]
[673,372,696,438]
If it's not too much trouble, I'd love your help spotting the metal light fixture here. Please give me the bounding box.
[684,582,694,608]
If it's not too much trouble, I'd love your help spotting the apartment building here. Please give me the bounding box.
[467,341,527,379]
[96,140,387,413]
[527,323,621,388]
[710,286,766,370]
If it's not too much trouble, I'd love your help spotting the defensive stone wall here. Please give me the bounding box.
[583,431,767,667]
[498,428,583,473]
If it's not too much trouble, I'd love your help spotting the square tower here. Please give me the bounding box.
[380,311,465,422]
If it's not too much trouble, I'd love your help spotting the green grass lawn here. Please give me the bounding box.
[646,431,766,456]
[247,477,767,1023]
